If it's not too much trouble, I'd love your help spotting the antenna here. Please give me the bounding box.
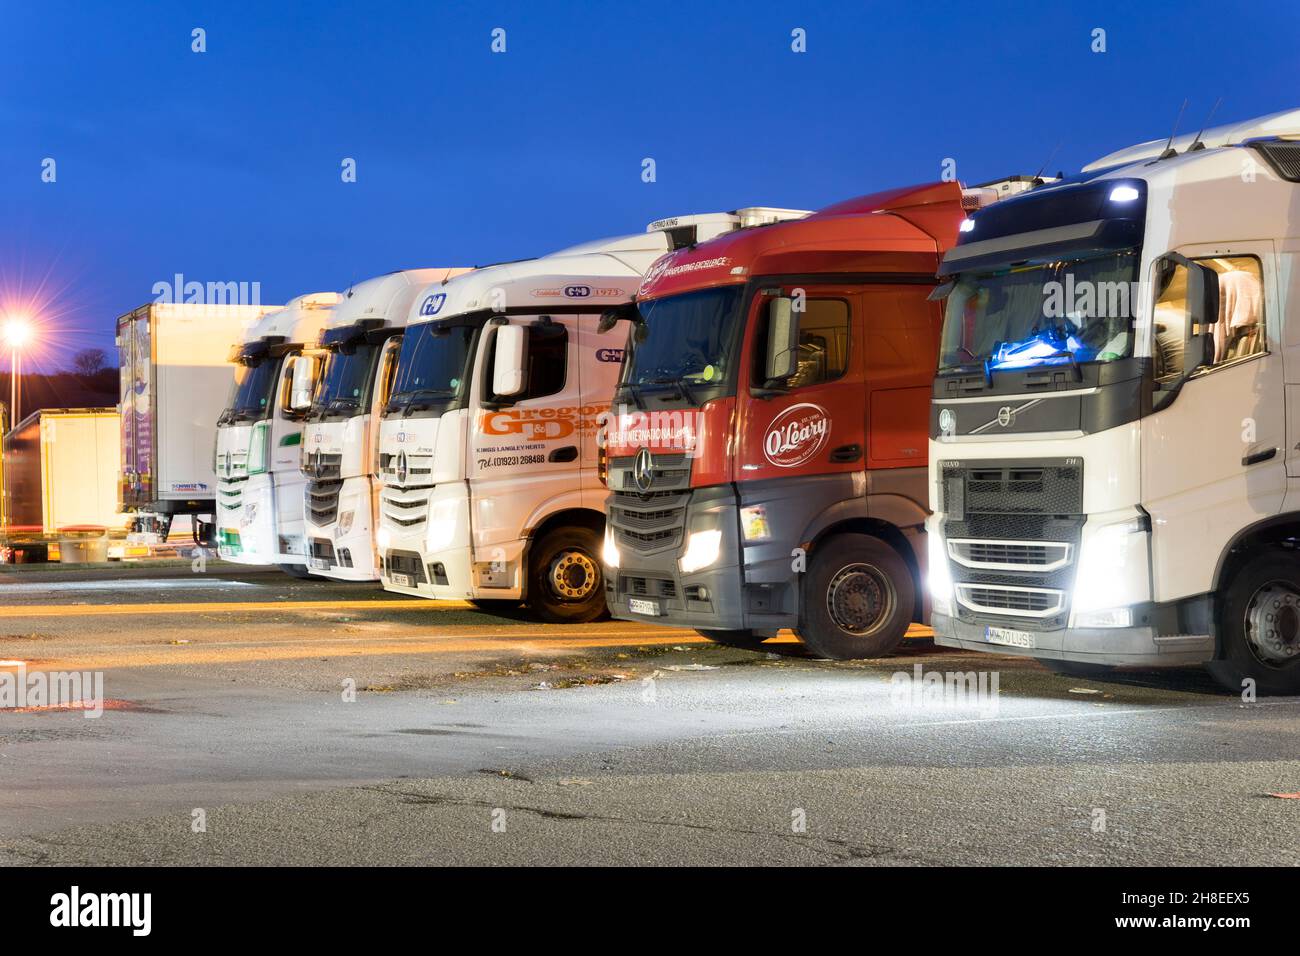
[1187,97,1223,152]
[1034,141,1062,182]
[1158,99,1189,159]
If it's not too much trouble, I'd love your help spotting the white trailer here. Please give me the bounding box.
[927,107,1300,694]
[214,293,340,573]
[117,302,280,544]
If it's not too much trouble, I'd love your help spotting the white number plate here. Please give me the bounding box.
[984,625,1035,648]
[391,572,413,588]
[627,598,660,616]
[309,558,330,571]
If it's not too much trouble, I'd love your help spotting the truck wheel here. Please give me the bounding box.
[278,563,315,580]
[527,527,607,624]
[695,629,771,650]
[1211,550,1300,696]
[796,533,913,660]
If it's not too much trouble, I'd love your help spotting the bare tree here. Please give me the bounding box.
[72,348,107,377]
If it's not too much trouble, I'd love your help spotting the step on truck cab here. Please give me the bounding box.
[602,182,1033,659]
[301,269,470,581]
[214,292,340,575]
[927,108,1300,695]
[375,214,762,621]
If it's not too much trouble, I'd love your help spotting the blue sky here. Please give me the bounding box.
[2,0,1298,368]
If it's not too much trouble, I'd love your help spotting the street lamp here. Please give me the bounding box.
[4,317,32,428]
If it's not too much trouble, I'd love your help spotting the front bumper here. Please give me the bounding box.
[217,474,309,566]
[931,612,1212,667]
[378,484,488,601]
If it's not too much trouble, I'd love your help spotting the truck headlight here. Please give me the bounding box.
[337,510,355,536]
[1073,517,1149,614]
[247,421,270,475]
[425,498,460,553]
[679,529,722,575]
[602,526,620,568]
[926,525,953,617]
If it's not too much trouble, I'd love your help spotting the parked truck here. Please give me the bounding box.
[1,408,126,560]
[301,269,470,581]
[215,293,340,575]
[373,214,788,620]
[118,302,280,544]
[926,107,1300,695]
[602,181,1034,658]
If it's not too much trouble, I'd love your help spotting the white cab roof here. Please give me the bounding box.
[325,268,471,332]
[1084,107,1300,171]
[240,292,340,346]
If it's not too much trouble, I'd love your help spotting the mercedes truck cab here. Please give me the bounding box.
[927,107,1300,695]
[215,292,339,575]
[375,214,762,621]
[301,268,470,581]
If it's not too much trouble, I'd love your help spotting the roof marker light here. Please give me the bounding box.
[958,219,975,233]
[1109,185,1140,203]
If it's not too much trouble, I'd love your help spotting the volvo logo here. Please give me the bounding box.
[970,399,1043,436]
[396,450,408,485]
[632,447,654,493]
[996,406,1014,427]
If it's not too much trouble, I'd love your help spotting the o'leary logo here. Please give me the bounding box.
[596,348,625,363]
[419,293,447,316]
[763,403,830,468]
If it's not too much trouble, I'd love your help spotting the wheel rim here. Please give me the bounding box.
[548,549,599,602]
[1243,578,1300,667]
[825,562,893,636]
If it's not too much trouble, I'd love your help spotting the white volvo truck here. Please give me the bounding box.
[302,269,469,581]
[927,107,1300,694]
[214,292,340,575]
[375,213,775,621]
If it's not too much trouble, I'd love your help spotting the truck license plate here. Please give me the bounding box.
[309,558,330,571]
[984,625,1035,648]
[628,598,660,616]
[391,572,413,588]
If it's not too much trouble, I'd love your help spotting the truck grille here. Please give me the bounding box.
[378,452,435,489]
[302,451,342,480]
[606,452,691,556]
[306,479,342,525]
[380,487,429,529]
[217,480,244,513]
[939,459,1083,630]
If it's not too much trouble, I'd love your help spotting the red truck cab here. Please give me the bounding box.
[601,181,1023,658]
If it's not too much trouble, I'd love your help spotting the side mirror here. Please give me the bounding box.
[288,354,318,411]
[492,324,528,398]
[764,296,800,381]
[1183,260,1220,374]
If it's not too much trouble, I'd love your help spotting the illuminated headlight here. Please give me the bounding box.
[958,218,975,233]
[926,519,953,617]
[1074,606,1134,629]
[739,505,771,542]
[679,529,722,575]
[336,510,355,536]
[425,498,461,553]
[375,527,391,551]
[602,525,620,568]
[1108,184,1140,203]
[1072,517,1149,615]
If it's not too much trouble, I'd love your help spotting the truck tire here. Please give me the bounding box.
[1211,550,1300,696]
[527,527,607,624]
[695,629,771,650]
[796,533,913,660]
[278,563,316,580]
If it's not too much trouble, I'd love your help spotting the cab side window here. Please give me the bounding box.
[752,298,851,389]
[1153,255,1264,383]
[483,323,568,404]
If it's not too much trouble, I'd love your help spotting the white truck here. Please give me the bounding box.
[927,107,1300,694]
[117,302,280,544]
[374,213,775,621]
[214,293,340,575]
[301,269,470,580]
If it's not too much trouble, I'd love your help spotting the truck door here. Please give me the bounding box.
[1142,244,1285,602]
[578,313,626,510]
[468,315,582,572]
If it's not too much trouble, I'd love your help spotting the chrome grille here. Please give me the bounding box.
[954,584,1065,618]
[606,452,692,557]
[302,451,342,480]
[948,538,1071,572]
[306,479,342,525]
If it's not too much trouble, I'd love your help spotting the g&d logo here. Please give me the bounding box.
[633,447,654,493]
[763,403,830,468]
[419,293,447,316]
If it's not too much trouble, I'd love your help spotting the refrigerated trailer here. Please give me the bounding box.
[603,180,1035,659]
[927,107,1300,695]
[374,213,780,621]
[214,293,340,573]
[117,302,280,543]
[1,408,126,543]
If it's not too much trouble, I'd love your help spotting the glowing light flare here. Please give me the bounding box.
[4,317,32,349]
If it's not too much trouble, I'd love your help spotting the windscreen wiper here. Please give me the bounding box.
[647,375,697,405]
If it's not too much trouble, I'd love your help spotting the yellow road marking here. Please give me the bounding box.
[0,598,469,618]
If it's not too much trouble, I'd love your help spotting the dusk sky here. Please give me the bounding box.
[2,0,1297,373]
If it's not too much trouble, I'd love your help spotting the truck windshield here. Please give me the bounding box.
[312,343,376,417]
[625,286,744,391]
[223,359,279,423]
[385,321,477,414]
[939,251,1140,373]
